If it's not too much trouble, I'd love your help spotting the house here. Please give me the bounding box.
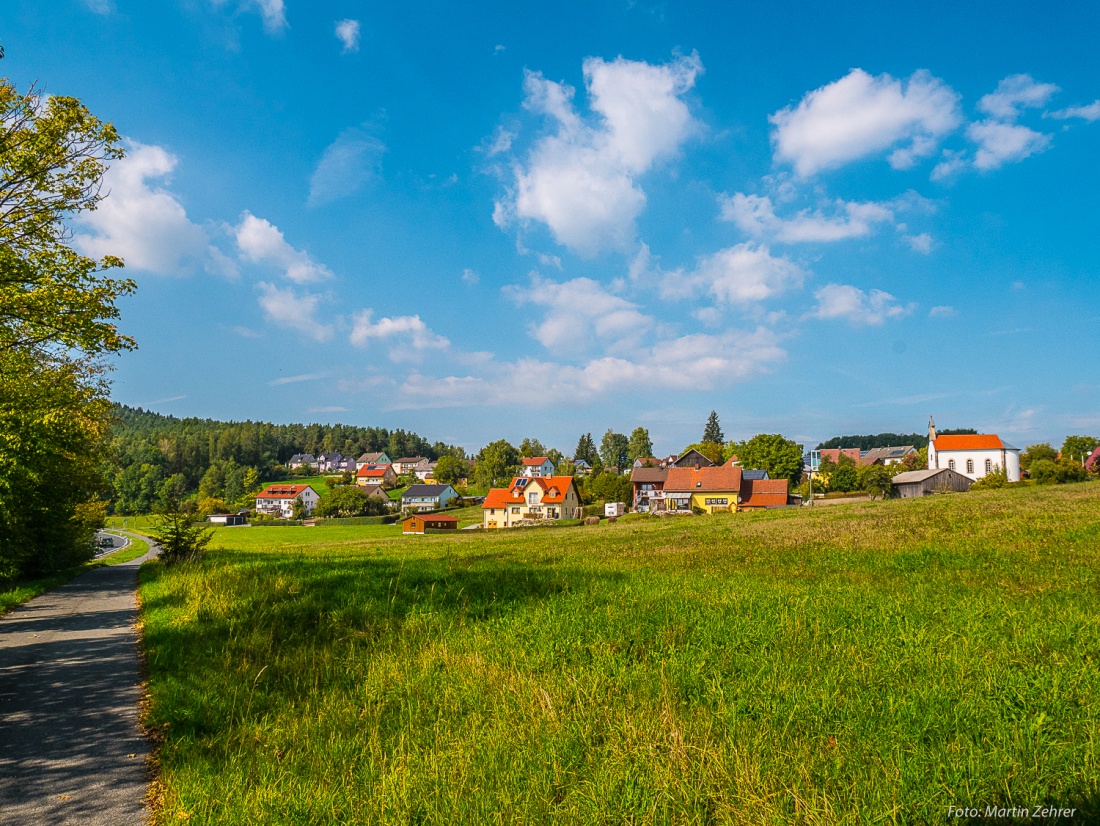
[364,486,394,506]
[741,469,770,481]
[1086,446,1100,473]
[356,451,391,471]
[287,453,317,470]
[605,502,626,517]
[818,448,863,466]
[482,476,583,528]
[630,466,669,512]
[672,448,717,469]
[413,461,439,482]
[522,456,555,478]
[402,513,458,534]
[738,478,790,509]
[927,422,1020,482]
[861,445,918,466]
[394,456,430,476]
[207,512,248,526]
[891,468,972,498]
[255,484,320,518]
[573,459,592,475]
[355,464,397,490]
[632,457,660,469]
[661,465,744,514]
[401,484,459,512]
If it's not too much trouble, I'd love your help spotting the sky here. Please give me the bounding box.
[4,1,1099,456]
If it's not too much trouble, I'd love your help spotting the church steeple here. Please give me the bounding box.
[928,415,937,441]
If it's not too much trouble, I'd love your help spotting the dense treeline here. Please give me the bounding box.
[817,429,976,451]
[106,404,465,514]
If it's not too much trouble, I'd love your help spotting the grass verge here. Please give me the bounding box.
[139,483,1100,824]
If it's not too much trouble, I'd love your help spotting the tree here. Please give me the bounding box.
[599,429,629,470]
[1062,435,1099,465]
[858,464,893,500]
[432,455,467,486]
[730,434,804,486]
[589,470,633,504]
[150,501,212,565]
[680,442,725,464]
[314,486,388,518]
[626,427,653,463]
[1021,443,1058,472]
[518,437,547,457]
[474,440,520,489]
[831,463,859,493]
[574,433,598,465]
[702,410,724,445]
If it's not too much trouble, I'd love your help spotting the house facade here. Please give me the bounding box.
[355,464,397,489]
[928,433,1021,482]
[630,466,668,512]
[861,445,918,465]
[394,457,430,475]
[356,452,391,470]
[521,457,555,477]
[661,466,744,514]
[891,468,973,498]
[402,514,458,534]
[401,484,459,512]
[255,484,320,518]
[482,476,583,528]
[413,461,439,482]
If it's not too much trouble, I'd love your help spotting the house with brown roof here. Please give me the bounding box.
[356,451,391,470]
[738,478,791,509]
[927,422,1020,481]
[630,466,668,512]
[521,456,555,478]
[482,476,582,528]
[671,448,717,469]
[394,457,430,475]
[255,484,320,518]
[657,466,790,514]
[402,513,458,534]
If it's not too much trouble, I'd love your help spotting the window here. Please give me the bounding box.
[704,498,728,506]
[528,492,538,504]
[985,459,992,473]
[948,459,955,470]
[966,459,974,474]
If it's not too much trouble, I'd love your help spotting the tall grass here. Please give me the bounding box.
[139,484,1100,824]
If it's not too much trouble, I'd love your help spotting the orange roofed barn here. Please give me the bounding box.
[482,476,582,528]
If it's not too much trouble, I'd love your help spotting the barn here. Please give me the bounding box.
[891,468,973,498]
[401,514,459,534]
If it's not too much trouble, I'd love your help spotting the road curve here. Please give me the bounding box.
[0,535,158,825]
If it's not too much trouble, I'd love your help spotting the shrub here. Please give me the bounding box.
[150,507,212,565]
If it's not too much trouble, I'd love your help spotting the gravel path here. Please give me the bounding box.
[0,536,158,825]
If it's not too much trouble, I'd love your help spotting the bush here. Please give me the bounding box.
[970,467,1009,491]
[150,506,212,565]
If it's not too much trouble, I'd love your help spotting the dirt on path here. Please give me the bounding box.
[0,537,158,825]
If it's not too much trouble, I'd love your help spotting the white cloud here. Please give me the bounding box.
[905,232,934,253]
[978,74,1059,120]
[668,243,805,305]
[349,310,450,360]
[720,192,894,242]
[81,0,113,12]
[245,0,286,33]
[504,274,654,352]
[335,19,360,53]
[1048,100,1100,122]
[967,120,1052,171]
[770,69,962,176]
[929,305,956,318]
[234,212,334,283]
[808,283,910,325]
[389,327,786,409]
[74,140,233,277]
[308,126,385,206]
[268,371,331,386]
[500,53,702,255]
[256,282,333,341]
[461,268,480,286]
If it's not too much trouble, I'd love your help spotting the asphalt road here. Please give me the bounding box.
[0,535,158,825]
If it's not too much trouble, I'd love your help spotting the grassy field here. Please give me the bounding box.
[138,484,1100,824]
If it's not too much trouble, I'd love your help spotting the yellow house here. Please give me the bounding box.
[482,476,583,528]
[661,466,744,514]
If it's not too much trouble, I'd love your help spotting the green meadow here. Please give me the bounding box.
[138,484,1100,824]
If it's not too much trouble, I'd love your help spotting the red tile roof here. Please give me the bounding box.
[404,514,458,525]
[664,465,743,493]
[522,456,550,466]
[257,484,313,499]
[932,434,1005,451]
[740,478,789,508]
[356,465,390,477]
[481,476,577,508]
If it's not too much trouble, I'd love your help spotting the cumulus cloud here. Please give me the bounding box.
[335,19,360,53]
[665,243,805,305]
[74,140,233,277]
[770,69,962,176]
[720,192,894,242]
[978,74,1059,120]
[929,305,956,318]
[967,120,1052,171]
[349,310,450,360]
[308,125,385,206]
[1048,100,1100,122]
[461,268,480,286]
[499,53,702,255]
[808,283,910,325]
[256,282,333,341]
[234,212,334,282]
[905,232,934,253]
[504,274,654,352]
[244,0,286,33]
[388,327,787,409]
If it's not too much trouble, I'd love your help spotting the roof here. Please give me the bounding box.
[396,456,429,464]
[257,484,314,499]
[741,469,770,481]
[630,467,669,483]
[892,468,954,484]
[522,456,550,466]
[357,451,387,462]
[664,465,743,493]
[402,484,455,498]
[862,445,916,462]
[932,434,1011,452]
[673,448,716,468]
[481,476,577,508]
[740,478,788,508]
[403,513,458,524]
[356,465,390,478]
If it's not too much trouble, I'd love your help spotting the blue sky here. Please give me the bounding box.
[5,1,1099,455]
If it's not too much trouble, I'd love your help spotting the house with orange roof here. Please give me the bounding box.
[482,475,582,528]
[521,456,555,477]
[927,421,1021,482]
[255,484,320,518]
[658,465,791,514]
[355,464,398,490]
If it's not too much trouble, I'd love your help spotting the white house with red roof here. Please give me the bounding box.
[927,421,1021,482]
[521,456,555,477]
[482,476,582,528]
[255,484,320,518]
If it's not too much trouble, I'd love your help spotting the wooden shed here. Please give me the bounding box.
[891,468,973,498]
[402,513,459,534]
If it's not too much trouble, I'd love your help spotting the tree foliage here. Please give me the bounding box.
[1021,443,1058,471]
[150,501,212,565]
[1061,435,1099,465]
[599,429,629,470]
[574,433,598,466]
[432,455,468,486]
[518,437,547,458]
[858,464,893,499]
[702,410,724,445]
[474,440,520,489]
[626,427,653,463]
[730,434,804,486]
[314,486,388,518]
[680,442,724,464]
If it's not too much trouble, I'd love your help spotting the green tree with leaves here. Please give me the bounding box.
[626,427,653,463]
[1061,435,1099,465]
[518,437,547,457]
[474,440,520,488]
[1021,443,1058,472]
[432,455,468,486]
[314,486,388,518]
[858,464,893,500]
[574,433,598,466]
[150,500,212,565]
[702,410,724,445]
[599,429,629,470]
[729,434,804,486]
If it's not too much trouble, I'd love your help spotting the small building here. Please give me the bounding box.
[401,484,459,512]
[402,513,459,534]
[521,457,555,478]
[255,484,320,518]
[818,448,863,466]
[605,502,626,517]
[632,457,660,469]
[356,451,391,471]
[891,468,973,498]
[928,427,1021,482]
[662,465,743,513]
[208,512,248,526]
[861,445,918,466]
[413,461,439,482]
[630,466,669,512]
[355,464,397,490]
[287,453,318,470]
[1087,446,1100,473]
[482,476,583,528]
[573,459,592,476]
[394,457,431,475]
[671,449,717,469]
